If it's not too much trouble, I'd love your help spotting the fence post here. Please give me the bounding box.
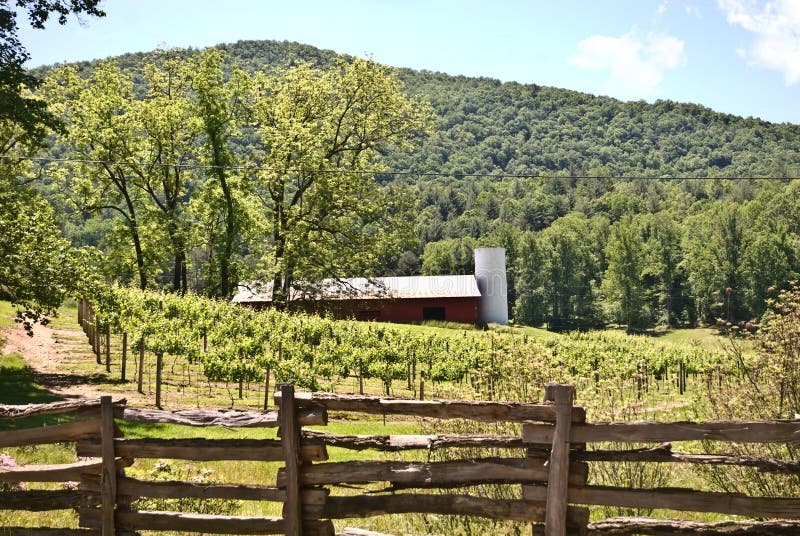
[279,383,302,536]
[544,383,574,536]
[155,351,163,409]
[121,333,127,382]
[137,339,145,394]
[93,318,101,365]
[105,324,111,373]
[263,367,271,411]
[100,395,117,535]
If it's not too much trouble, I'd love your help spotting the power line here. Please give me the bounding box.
[1,154,798,181]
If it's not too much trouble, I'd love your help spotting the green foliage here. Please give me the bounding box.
[0,0,104,145]
[0,164,100,333]
[421,237,476,275]
[251,57,433,306]
[602,216,647,331]
[42,50,432,301]
[692,282,800,501]
[20,39,800,332]
[89,286,726,410]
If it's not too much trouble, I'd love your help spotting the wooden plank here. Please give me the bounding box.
[586,517,800,535]
[338,529,393,536]
[118,476,286,501]
[322,494,589,525]
[277,458,588,488]
[279,383,303,536]
[523,485,800,518]
[76,437,328,462]
[523,420,800,445]
[0,529,99,536]
[0,489,97,510]
[0,458,129,483]
[544,383,575,536]
[93,475,328,505]
[99,396,116,536]
[575,444,800,474]
[79,507,335,536]
[79,509,285,533]
[275,391,586,423]
[123,407,279,427]
[0,399,124,419]
[0,419,101,447]
[121,406,326,428]
[302,429,525,451]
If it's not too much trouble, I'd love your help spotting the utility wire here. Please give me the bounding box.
[1,154,798,181]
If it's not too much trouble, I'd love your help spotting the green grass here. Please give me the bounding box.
[657,326,757,357]
[0,300,17,329]
[0,353,74,434]
[0,300,79,331]
[657,327,729,350]
[506,323,564,342]
[0,353,62,406]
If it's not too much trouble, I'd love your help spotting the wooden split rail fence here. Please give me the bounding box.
[3,385,800,535]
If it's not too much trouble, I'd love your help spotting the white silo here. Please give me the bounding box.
[474,247,508,325]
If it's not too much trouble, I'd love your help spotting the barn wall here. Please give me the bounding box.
[277,297,479,325]
[380,297,478,324]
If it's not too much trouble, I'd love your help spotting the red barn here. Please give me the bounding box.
[233,275,481,324]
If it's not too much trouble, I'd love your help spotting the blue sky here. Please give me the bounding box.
[18,0,800,124]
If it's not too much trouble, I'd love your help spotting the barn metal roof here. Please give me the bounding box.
[232,275,481,303]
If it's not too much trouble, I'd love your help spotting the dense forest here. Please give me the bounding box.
[22,39,800,331]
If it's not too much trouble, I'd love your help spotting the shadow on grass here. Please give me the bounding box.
[0,354,62,405]
[0,353,70,429]
[32,371,128,389]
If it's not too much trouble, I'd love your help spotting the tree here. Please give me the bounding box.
[47,56,210,293]
[189,49,252,297]
[250,58,433,306]
[0,1,104,332]
[0,152,98,333]
[682,202,746,322]
[513,231,545,326]
[136,54,202,293]
[603,216,646,331]
[421,237,477,275]
[535,213,605,330]
[45,62,153,289]
[1,0,104,144]
[640,213,685,326]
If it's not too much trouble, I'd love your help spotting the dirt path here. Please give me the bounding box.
[1,323,142,403]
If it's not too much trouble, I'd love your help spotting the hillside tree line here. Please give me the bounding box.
[10,39,800,331]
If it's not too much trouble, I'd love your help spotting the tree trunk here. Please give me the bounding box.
[217,166,235,298]
[119,186,147,290]
[172,250,187,294]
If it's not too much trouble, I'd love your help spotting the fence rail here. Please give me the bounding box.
[3,387,800,535]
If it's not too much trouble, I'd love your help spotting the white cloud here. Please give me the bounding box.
[718,0,800,85]
[685,4,702,18]
[657,1,669,15]
[568,32,686,100]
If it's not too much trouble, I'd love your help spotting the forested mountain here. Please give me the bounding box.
[30,39,800,331]
[45,39,800,179]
